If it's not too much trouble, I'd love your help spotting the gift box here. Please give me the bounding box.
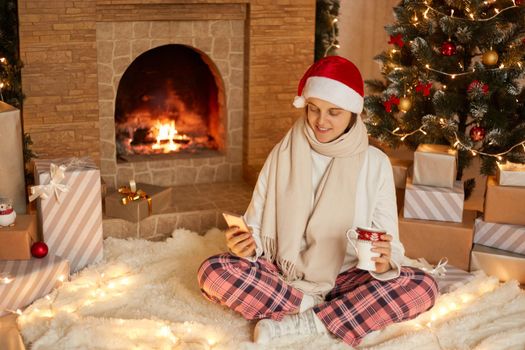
[470,244,525,284]
[497,161,525,187]
[0,314,25,350]
[0,214,38,260]
[484,176,525,226]
[32,158,103,272]
[0,102,26,214]
[413,144,457,188]
[389,158,413,189]
[434,265,476,294]
[474,217,525,255]
[403,177,464,223]
[0,255,69,317]
[105,183,172,222]
[399,209,476,271]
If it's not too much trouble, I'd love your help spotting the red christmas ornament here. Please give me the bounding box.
[383,95,400,113]
[31,242,48,259]
[467,80,489,95]
[416,81,433,96]
[516,0,522,5]
[388,34,405,48]
[470,126,486,142]
[441,41,457,56]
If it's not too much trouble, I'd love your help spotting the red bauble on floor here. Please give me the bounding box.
[31,242,49,258]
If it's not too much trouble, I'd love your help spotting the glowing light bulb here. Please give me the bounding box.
[332,18,338,24]
[451,74,456,79]
[425,64,430,69]
[108,282,116,289]
[160,326,171,337]
[471,150,477,156]
[497,155,503,161]
[207,338,216,346]
[393,127,400,133]
[424,7,430,18]
[420,129,427,135]
[0,57,6,63]
[58,275,66,282]
[494,8,500,13]
[453,140,460,147]
[400,135,407,141]
[0,82,4,88]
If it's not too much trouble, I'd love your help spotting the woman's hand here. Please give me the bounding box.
[371,233,393,274]
[225,226,256,258]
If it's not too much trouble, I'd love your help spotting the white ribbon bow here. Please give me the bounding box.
[29,163,70,202]
[417,257,449,277]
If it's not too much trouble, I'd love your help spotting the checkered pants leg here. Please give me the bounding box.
[197,253,303,321]
[314,267,439,346]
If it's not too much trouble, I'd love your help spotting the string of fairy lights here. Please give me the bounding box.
[383,0,525,161]
[2,269,220,349]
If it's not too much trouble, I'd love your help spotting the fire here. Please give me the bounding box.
[151,121,190,153]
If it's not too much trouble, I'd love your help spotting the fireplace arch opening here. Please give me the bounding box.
[114,44,224,161]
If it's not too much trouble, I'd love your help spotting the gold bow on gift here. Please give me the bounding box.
[118,180,152,215]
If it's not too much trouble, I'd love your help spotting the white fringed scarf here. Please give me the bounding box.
[260,116,369,297]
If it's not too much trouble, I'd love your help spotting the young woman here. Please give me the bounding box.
[197,56,438,346]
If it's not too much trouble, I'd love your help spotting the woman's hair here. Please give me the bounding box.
[344,113,358,133]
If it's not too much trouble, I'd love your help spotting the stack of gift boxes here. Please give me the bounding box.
[471,162,525,284]
[394,144,475,272]
[391,144,525,287]
[0,158,104,317]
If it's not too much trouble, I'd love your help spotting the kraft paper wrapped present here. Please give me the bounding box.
[105,182,172,222]
[413,144,457,188]
[0,314,25,350]
[484,176,525,226]
[474,217,525,255]
[404,177,464,223]
[470,244,525,284]
[389,158,413,189]
[31,158,104,273]
[497,161,525,187]
[0,214,38,260]
[399,209,476,271]
[0,255,69,317]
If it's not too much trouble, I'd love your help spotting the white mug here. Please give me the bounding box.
[346,226,386,271]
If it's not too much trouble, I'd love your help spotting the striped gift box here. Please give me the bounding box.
[434,265,475,293]
[404,177,464,223]
[474,217,525,255]
[0,255,69,317]
[34,158,104,272]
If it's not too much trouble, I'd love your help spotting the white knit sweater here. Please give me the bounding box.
[244,145,405,281]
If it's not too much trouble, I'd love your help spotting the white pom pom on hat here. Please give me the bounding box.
[293,56,364,114]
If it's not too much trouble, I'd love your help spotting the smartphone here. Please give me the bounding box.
[222,212,250,233]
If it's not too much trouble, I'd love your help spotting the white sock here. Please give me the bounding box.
[299,293,315,312]
[253,309,327,344]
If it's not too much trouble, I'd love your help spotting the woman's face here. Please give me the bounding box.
[306,97,353,143]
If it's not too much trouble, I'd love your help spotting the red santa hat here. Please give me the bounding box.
[293,56,364,114]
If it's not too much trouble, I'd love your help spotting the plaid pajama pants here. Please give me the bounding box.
[197,253,438,346]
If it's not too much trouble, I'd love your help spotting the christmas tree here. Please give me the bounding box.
[0,0,23,108]
[364,0,525,181]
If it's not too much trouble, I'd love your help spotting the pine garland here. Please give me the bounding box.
[315,0,340,61]
[0,0,23,108]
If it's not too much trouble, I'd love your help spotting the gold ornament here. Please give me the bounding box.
[398,96,412,112]
[482,50,499,66]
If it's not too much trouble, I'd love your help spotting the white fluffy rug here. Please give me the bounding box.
[18,229,525,350]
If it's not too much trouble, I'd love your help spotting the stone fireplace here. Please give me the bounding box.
[96,14,244,188]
